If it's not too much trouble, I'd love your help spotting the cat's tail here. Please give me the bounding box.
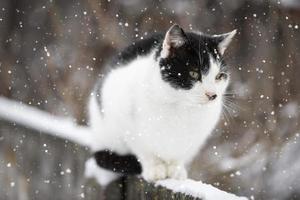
[0,96,93,148]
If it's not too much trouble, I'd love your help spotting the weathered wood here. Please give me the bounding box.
[124,176,201,200]
[103,178,124,200]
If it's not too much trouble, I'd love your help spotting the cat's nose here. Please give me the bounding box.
[205,92,217,101]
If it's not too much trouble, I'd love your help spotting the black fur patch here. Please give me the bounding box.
[94,150,142,175]
[110,33,164,67]
[109,30,226,90]
[159,32,225,89]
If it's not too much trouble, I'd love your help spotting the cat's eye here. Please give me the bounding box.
[215,72,227,81]
[189,71,199,79]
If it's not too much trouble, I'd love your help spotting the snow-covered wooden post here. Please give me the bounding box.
[121,176,200,200]
[104,176,247,200]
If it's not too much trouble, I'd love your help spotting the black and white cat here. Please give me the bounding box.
[88,24,236,181]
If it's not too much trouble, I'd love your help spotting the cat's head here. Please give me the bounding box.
[158,24,236,105]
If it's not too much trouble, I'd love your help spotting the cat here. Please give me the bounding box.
[88,24,236,181]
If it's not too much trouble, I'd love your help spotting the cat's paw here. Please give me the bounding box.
[142,163,167,181]
[167,164,188,180]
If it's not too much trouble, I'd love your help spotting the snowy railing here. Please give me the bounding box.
[104,176,248,200]
[104,176,202,200]
[0,97,247,200]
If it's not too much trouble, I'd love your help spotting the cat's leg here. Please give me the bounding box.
[139,154,168,181]
[166,161,188,180]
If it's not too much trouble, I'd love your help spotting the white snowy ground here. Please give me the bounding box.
[0,96,248,200]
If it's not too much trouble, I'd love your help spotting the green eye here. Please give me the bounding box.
[189,71,199,79]
[215,72,227,80]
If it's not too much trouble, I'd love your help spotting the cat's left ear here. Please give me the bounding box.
[214,29,237,55]
[161,24,188,58]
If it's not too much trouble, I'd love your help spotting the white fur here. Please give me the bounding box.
[88,46,229,181]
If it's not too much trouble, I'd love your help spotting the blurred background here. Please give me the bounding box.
[0,0,300,199]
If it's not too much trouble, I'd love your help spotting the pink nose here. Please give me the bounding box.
[205,92,217,101]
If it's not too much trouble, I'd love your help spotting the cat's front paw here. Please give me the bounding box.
[142,163,167,181]
[167,164,188,180]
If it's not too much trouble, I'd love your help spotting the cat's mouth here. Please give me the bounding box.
[183,94,219,106]
[198,96,219,106]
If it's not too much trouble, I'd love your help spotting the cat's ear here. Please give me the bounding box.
[214,29,237,55]
[161,24,187,58]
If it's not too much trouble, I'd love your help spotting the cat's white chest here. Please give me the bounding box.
[128,99,222,163]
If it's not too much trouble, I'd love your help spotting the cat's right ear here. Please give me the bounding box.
[161,24,187,58]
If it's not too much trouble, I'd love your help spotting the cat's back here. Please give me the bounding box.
[96,34,164,118]
[92,33,163,113]
[109,33,163,68]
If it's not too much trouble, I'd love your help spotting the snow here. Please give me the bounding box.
[84,158,119,186]
[0,96,93,147]
[157,179,248,200]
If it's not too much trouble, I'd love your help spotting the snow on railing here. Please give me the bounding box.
[0,96,93,147]
[103,176,248,200]
[157,179,248,200]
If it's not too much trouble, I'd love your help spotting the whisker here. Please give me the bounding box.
[222,99,237,120]
[221,102,231,124]
[223,94,236,97]
[223,90,237,94]
[223,98,241,111]
[223,95,238,103]
[222,101,239,114]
